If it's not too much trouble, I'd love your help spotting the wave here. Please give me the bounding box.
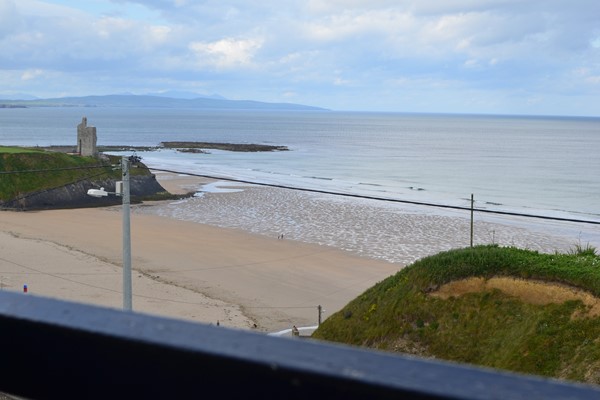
[124,149,600,224]
[358,182,382,187]
[303,176,333,181]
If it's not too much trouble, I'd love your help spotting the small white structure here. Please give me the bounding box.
[77,117,97,156]
[268,325,318,337]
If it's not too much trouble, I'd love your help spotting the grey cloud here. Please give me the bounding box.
[1,0,598,114]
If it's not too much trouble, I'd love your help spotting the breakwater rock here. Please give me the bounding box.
[159,142,288,152]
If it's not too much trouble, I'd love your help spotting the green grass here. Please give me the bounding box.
[312,245,600,384]
[0,146,45,154]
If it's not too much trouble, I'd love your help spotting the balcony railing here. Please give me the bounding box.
[1,291,598,399]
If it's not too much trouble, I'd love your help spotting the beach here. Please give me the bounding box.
[144,172,599,266]
[1,171,597,333]
[0,174,401,332]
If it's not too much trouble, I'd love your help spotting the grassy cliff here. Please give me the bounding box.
[0,146,159,206]
[312,245,600,384]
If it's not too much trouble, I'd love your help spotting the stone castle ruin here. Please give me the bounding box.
[77,117,97,156]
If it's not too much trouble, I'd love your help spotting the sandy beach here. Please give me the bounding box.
[0,174,401,332]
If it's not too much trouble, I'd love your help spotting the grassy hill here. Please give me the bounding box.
[0,146,156,205]
[312,245,600,384]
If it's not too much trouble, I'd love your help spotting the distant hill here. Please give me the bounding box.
[0,93,39,100]
[0,94,327,111]
[145,90,227,100]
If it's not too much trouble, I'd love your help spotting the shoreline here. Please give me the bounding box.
[1,172,597,333]
[148,172,600,264]
[0,173,401,331]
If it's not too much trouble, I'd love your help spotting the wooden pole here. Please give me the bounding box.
[470,193,474,248]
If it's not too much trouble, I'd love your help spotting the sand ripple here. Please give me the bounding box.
[138,185,591,265]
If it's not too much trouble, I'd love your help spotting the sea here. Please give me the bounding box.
[1,107,599,264]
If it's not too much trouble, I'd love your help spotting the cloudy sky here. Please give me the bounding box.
[0,0,599,116]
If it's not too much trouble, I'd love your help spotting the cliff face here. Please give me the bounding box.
[1,175,166,210]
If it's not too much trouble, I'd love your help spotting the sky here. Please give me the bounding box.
[0,0,599,116]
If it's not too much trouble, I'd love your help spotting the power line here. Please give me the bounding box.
[2,161,598,225]
[244,306,316,310]
[1,169,116,208]
[145,167,600,226]
[0,164,113,175]
[172,247,335,273]
[0,255,122,295]
[0,254,246,308]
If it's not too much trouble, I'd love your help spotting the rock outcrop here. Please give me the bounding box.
[2,175,166,210]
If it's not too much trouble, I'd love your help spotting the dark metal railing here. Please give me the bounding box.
[0,291,598,399]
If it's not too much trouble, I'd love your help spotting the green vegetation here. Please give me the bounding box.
[313,245,600,384]
[0,146,45,154]
[0,148,142,202]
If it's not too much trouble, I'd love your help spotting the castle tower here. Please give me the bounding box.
[77,117,97,156]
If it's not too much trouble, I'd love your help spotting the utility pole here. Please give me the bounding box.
[122,156,132,311]
[318,305,322,325]
[87,155,137,311]
[470,193,474,248]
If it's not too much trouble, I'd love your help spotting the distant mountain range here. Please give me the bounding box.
[0,93,39,101]
[0,93,327,111]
